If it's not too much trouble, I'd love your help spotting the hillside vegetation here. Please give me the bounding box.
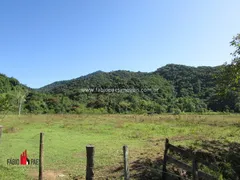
[0,63,239,115]
[1,34,240,115]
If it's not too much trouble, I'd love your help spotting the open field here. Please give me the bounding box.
[0,114,240,179]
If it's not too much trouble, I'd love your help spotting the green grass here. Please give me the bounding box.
[0,114,239,179]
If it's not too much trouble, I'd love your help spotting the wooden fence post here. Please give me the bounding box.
[123,145,130,180]
[86,145,94,180]
[162,138,169,180]
[192,151,198,180]
[39,132,44,180]
[0,125,2,143]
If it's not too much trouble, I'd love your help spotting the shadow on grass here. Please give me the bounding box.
[111,140,240,180]
[111,157,182,180]
[130,157,164,180]
[193,140,240,180]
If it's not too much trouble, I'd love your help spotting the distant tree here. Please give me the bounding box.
[13,86,28,116]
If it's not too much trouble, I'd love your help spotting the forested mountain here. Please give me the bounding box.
[0,73,27,93]
[0,74,30,115]
[40,70,166,94]
[0,64,239,114]
[38,70,175,113]
[154,64,220,99]
[153,64,240,112]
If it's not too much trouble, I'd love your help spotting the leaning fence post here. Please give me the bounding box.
[39,132,44,180]
[86,145,94,180]
[123,145,130,180]
[162,138,169,180]
[0,125,3,143]
[192,151,198,180]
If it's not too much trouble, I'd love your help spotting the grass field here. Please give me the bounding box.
[0,114,240,180]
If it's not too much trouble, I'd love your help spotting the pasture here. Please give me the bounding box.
[0,114,239,179]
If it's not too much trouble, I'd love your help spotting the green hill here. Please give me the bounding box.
[0,73,24,93]
[154,64,221,99]
[1,64,239,114]
[38,70,174,113]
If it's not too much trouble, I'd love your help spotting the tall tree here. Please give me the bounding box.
[217,34,240,95]
[13,86,28,116]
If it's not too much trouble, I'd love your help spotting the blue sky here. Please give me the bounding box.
[1,0,240,88]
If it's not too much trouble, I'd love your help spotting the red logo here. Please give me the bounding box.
[7,150,39,165]
[20,150,30,165]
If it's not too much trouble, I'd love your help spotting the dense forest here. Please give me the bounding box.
[1,34,239,115]
[0,64,238,115]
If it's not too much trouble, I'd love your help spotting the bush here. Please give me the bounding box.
[170,108,181,115]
